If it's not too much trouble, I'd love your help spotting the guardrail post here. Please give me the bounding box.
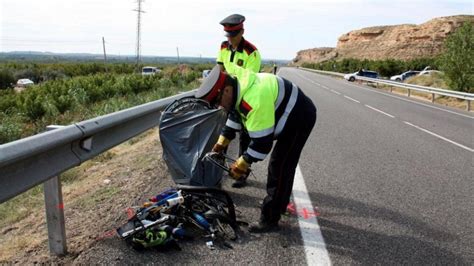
[44,125,67,256]
[44,176,67,256]
[432,93,435,103]
[468,100,471,112]
[407,89,411,97]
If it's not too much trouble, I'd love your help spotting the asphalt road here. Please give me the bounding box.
[280,67,473,265]
[76,67,473,265]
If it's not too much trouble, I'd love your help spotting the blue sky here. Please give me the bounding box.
[0,0,472,60]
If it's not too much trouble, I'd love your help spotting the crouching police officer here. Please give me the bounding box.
[195,65,317,233]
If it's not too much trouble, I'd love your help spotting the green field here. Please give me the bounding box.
[0,62,214,144]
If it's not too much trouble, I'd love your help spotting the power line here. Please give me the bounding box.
[133,0,145,71]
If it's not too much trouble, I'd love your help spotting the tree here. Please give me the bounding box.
[0,69,15,90]
[439,22,474,93]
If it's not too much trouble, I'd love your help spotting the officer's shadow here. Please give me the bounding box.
[233,178,466,264]
[290,189,466,264]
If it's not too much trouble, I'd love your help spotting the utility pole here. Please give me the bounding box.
[176,46,180,65]
[133,0,145,72]
[102,37,108,72]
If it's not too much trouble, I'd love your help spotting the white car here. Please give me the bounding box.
[419,70,442,76]
[344,70,379,81]
[390,71,419,82]
[418,66,441,76]
[142,66,161,76]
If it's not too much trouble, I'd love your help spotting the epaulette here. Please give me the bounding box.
[221,41,229,50]
[243,40,257,55]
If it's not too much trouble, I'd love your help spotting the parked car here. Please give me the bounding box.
[390,70,420,82]
[418,66,440,75]
[16,78,34,87]
[418,70,442,76]
[344,69,379,82]
[141,66,161,75]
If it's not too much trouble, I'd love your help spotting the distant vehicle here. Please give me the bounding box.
[418,69,442,76]
[418,66,439,75]
[16,78,34,87]
[141,66,161,75]
[390,70,420,82]
[344,69,379,82]
[202,70,211,78]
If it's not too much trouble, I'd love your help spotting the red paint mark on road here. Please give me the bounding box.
[286,202,321,219]
[302,208,309,219]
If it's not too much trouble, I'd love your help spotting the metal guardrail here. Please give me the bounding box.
[299,67,474,111]
[0,90,195,255]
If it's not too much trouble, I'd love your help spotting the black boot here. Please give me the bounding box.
[248,220,279,233]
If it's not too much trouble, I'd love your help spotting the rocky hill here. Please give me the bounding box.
[293,15,474,65]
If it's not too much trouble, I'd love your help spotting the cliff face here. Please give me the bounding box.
[293,15,474,65]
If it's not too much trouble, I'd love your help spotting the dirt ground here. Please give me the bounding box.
[0,129,177,264]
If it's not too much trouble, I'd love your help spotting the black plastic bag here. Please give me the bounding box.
[159,97,227,186]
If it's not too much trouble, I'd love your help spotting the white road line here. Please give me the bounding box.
[293,165,331,266]
[365,105,395,118]
[344,95,360,103]
[404,121,474,152]
[330,90,341,95]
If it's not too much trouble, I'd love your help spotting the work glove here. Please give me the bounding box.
[212,135,230,153]
[229,156,250,180]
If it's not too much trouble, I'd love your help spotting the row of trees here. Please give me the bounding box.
[0,63,137,89]
[0,67,200,120]
[0,65,202,144]
[0,62,199,90]
[302,22,473,93]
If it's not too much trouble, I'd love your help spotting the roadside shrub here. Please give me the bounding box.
[0,69,15,89]
[0,90,17,112]
[21,92,47,121]
[439,22,474,93]
[0,113,23,144]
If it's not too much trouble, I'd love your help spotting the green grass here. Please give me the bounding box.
[0,185,44,229]
[405,72,449,89]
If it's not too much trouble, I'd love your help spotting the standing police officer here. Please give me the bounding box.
[216,14,262,188]
[196,66,317,233]
[217,14,261,75]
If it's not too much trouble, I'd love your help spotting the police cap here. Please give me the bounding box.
[195,65,227,103]
[220,14,245,37]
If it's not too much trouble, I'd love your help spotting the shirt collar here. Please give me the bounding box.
[228,37,245,53]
